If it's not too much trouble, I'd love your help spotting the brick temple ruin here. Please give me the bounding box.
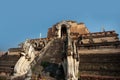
[0,20,120,80]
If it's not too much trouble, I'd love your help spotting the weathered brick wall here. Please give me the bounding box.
[47,21,90,38]
[78,49,120,80]
[69,22,89,34]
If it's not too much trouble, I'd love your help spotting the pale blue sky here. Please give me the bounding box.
[0,0,120,51]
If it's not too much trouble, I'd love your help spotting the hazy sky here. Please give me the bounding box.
[0,0,120,51]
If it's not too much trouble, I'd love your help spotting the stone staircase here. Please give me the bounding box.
[32,38,65,80]
[40,38,64,63]
[0,54,20,77]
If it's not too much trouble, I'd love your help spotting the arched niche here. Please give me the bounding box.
[61,24,67,37]
[56,21,71,38]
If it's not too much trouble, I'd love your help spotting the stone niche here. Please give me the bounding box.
[47,20,90,38]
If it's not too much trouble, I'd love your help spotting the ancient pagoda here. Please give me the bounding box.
[0,20,120,80]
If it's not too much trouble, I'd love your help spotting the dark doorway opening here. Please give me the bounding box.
[61,24,67,37]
